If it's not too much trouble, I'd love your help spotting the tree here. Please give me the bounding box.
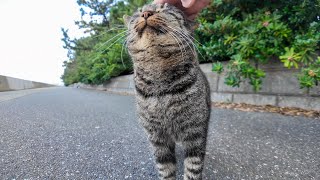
[61,0,150,85]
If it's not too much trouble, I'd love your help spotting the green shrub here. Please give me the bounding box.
[61,0,149,85]
[196,0,320,91]
[62,0,319,91]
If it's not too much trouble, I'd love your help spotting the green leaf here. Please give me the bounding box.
[212,62,224,74]
[225,75,241,87]
[250,78,263,92]
[280,47,301,69]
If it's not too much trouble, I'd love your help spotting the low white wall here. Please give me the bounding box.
[72,62,320,111]
[0,75,54,92]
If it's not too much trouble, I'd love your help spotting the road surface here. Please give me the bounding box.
[0,87,319,179]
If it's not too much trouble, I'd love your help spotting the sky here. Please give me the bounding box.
[0,0,84,85]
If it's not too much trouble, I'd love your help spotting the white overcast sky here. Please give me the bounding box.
[0,0,83,85]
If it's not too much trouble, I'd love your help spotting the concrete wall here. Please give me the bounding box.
[72,62,320,111]
[73,74,135,95]
[199,61,320,111]
[0,75,54,92]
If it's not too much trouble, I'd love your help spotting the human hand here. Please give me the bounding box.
[153,0,210,20]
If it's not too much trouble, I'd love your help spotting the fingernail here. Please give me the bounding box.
[181,0,195,8]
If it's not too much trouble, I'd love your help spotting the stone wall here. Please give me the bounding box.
[199,61,320,110]
[73,62,320,111]
[0,75,54,92]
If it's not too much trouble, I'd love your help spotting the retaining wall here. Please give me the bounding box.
[0,75,54,92]
[72,62,320,111]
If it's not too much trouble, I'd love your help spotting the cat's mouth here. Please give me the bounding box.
[135,18,167,35]
[142,25,166,35]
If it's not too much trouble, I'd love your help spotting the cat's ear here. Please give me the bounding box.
[123,15,131,27]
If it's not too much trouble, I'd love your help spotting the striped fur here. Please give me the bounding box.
[125,3,211,180]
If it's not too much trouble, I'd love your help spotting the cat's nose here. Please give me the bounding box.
[142,11,154,19]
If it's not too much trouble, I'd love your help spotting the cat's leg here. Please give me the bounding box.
[148,130,176,180]
[181,129,207,180]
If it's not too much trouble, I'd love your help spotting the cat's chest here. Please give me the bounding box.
[136,94,189,120]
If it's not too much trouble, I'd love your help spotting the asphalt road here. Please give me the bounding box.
[0,87,319,180]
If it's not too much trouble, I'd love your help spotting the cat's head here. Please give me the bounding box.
[124,3,196,57]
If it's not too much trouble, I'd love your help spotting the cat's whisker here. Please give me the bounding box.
[88,34,127,65]
[167,26,195,45]
[166,26,195,43]
[86,30,129,65]
[167,26,204,59]
[121,33,139,67]
[91,27,127,39]
[98,34,127,55]
[172,32,188,59]
[168,31,185,59]
[177,30,205,59]
[125,32,138,46]
[121,39,127,68]
[166,26,194,47]
[168,26,202,47]
[124,33,139,58]
[96,30,128,51]
[156,17,204,52]
[162,26,187,59]
[112,24,125,28]
[167,25,203,46]
[168,27,197,58]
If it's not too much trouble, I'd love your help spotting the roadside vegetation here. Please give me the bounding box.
[61,0,320,91]
[61,0,151,86]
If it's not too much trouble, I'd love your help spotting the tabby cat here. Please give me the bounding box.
[124,3,211,180]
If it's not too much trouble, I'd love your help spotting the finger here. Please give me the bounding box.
[154,0,185,12]
[153,0,181,5]
[181,0,196,8]
[183,0,210,17]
